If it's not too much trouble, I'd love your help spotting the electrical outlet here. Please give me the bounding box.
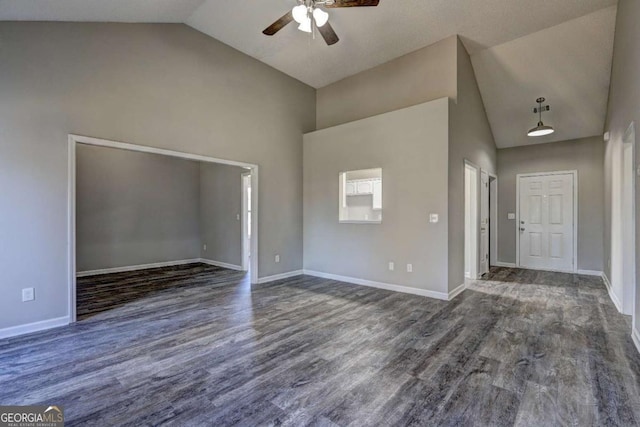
[388,262,394,271]
[236,214,240,221]
[429,213,439,223]
[275,255,280,263]
[22,288,34,302]
[508,213,516,220]
[407,264,413,273]
[203,244,207,251]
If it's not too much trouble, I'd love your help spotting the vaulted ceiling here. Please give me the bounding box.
[0,0,618,147]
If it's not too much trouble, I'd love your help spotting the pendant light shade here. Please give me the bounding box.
[298,16,312,33]
[292,4,308,24]
[527,97,554,137]
[527,122,555,137]
[313,8,329,27]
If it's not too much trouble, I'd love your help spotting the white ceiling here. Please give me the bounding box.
[0,0,616,89]
[471,6,617,148]
[0,0,206,22]
[0,0,618,148]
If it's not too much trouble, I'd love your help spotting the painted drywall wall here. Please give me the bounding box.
[200,162,245,267]
[447,37,497,291]
[76,145,201,271]
[0,22,315,330]
[304,99,450,294]
[497,136,604,271]
[315,36,457,129]
[603,0,640,330]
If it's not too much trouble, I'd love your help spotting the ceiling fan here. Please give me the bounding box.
[262,0,380,46]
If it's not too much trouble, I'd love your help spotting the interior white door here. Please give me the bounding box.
[519,173,574,271]
[479,170,489,275]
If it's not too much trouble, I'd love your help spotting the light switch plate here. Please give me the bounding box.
[508,213,516,220]
[22,288,34,302]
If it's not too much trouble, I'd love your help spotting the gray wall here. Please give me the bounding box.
[200,163,245,267]
[447,37,497,291]
[603,0,640,332]
[304,99,450,294]
[76,145,201,271]
[0,22,315,330]
[315,36,457,129]
[497,136,605,271]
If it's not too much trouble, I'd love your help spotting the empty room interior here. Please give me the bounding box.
[0,0,639,425]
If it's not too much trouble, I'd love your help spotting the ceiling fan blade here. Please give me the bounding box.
[325,0,379,8]
[318,22,339,45]
[262,11,294,36]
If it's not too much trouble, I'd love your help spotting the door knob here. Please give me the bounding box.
[520,227,526,231]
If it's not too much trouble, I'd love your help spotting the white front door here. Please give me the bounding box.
[479,170,489,275]
[518,173,574,272]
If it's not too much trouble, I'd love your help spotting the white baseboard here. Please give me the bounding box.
[77,258,201,277]
[494,262,516,268]
[448,283,466,300]
[303,270,450,301]
[632,327,640,355]
[257,270,304,284]
[199,258,243,271]
[577,269,603,277]
[0,316,70,340]
[601,272,623,313]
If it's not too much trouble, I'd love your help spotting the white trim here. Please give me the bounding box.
[488,173,499,268]
[494,261,517,268]
[448,283,466,300]
[241,172,251,272]
[199,259,243,271]
[576,269,604,277]
[632,327,640,355]
[0,316,70,340]
[303,270,451,301]
[68,134,260,322]
[77,259,201,277]
[257,270,304,284]
[516,170,578,273]
[602,272,623,313]
[464,160,480,280]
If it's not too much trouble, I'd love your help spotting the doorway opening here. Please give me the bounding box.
[465,162,479,279]
[68,134,260,322]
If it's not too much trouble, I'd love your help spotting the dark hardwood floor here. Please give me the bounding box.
[1,264,639,426]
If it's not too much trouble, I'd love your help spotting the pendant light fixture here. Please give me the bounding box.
[527,97,555,137]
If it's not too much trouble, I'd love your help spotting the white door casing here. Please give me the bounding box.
[517,172,576,272]
[480,170,490,275]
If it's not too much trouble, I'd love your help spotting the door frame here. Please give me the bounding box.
[515,170,578,273]
[464,160,480,280]
[488,173,498,268]
[479,169,490,276]
[622,122,636,320]
[241,172,251,272]
[68,134,260,323]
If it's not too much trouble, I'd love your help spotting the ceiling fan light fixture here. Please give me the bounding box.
[292,4,308,24]
[313,8,329,27]
[298,16,312,33]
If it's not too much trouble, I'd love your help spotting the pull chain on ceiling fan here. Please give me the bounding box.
[262,0,380,46]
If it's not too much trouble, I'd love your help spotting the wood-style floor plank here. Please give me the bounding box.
[0,264,639,426]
